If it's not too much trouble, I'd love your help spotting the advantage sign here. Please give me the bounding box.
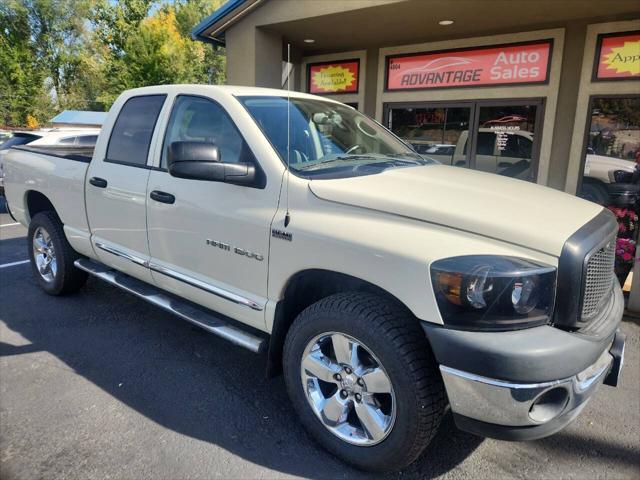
[308,60,359,94]
[594,31,640,80]
[386,40,552,91]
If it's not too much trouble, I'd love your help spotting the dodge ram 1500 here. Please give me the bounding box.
[3,85,625,472]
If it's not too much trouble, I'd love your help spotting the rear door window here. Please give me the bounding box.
[106,95,166,167]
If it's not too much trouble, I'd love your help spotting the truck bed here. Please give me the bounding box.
[3,145,92,238]
[14,144,95,163]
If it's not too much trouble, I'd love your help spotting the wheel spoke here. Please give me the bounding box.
[361,367,392,394]
[320,392,350,426]
[331,334,360,369]
[34,235,47,253]
[39,256,51,275]
[49,258,57,277]
[35,254,46,272]
[302,350,340,383]
[354,400,387,442]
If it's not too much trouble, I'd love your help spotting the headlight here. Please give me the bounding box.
[611,170,633,183]
[430,255,556,331]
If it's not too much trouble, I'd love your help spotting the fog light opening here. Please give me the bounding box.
[528,387,570,423]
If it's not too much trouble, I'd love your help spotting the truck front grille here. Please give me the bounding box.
[581,238,616,321]
[554,209,618,334]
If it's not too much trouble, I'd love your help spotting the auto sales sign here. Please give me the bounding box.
[386,40,552,90]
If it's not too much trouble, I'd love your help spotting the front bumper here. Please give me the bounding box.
[440,331,624,440]
[422,285,625,441]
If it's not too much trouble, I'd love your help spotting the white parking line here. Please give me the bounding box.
[0,259,30,269]
[0,222,20,227]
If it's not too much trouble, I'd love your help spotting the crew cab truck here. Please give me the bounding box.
[3,85,625,472]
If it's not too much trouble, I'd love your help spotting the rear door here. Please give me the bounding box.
[85,94,167,283]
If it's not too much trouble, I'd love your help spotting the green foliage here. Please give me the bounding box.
[95,0,227,108]
[1,0,228,126]
[0,0,53,126]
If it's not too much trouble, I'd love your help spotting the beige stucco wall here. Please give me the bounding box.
[564,19,640,195]
[225,0,402,86]
[375,29,566,187]
[301,51,367,108]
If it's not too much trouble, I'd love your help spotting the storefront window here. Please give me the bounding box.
[387,100,542,180]
[579,96,640,204]
[474,104,538,179]
[388,106,470,165]
[579,96,640,285]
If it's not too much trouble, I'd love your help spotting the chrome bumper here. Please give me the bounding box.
[441,344,616,429]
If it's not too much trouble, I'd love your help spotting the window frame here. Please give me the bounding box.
[105,94,167,169]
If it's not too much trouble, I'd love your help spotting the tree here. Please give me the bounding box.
[173,0,226,85]
[1,0,229,125]
[94,0,227,107]
[0,0,53,126]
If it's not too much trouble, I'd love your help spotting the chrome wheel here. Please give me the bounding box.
[32,226,57,282]
[301,332,396,446]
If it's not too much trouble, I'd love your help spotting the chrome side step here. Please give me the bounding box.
[74,258,267,353]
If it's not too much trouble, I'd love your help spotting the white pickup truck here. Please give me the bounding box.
[3,85,625,472]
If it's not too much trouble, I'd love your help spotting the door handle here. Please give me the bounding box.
[150,190,176,204]
[89,177,108,188]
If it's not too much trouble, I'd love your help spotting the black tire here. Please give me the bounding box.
[27,211,87,295]
[580,181,610,205]
[283,292,446,472]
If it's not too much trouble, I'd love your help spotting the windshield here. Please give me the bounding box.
[239,96,431,177]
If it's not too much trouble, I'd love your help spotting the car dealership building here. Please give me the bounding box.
[193,0,640,304]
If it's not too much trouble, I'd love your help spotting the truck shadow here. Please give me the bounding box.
[0,269,483,479]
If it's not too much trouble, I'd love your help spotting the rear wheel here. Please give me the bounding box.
[28,211,87,295]
[283,292,446,472]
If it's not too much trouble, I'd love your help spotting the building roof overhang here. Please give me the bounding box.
[191,0,265,45]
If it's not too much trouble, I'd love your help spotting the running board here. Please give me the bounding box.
[74,258,267,353]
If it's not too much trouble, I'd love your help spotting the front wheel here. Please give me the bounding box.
[27,211,87,295]
[283,293,446,472]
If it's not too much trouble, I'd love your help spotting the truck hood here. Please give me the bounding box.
[585,154,636,173]
[308,164,603,256]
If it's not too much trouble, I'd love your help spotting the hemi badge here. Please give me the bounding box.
[272,229,292,242]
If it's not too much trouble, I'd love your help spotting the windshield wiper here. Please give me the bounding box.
[296,154,378,171]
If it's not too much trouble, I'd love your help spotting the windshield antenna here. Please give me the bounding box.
[284,43,292,228]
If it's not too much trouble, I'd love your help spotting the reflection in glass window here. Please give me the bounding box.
[579,96,640,289]
[475,104,537,180]
[579,97,640,206]
[389,107,470,167]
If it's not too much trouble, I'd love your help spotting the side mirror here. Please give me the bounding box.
[167,141,256,186]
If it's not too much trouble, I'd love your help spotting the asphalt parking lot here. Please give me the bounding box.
[1,200,639,480]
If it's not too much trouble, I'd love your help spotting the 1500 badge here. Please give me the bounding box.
[206,239,264,261]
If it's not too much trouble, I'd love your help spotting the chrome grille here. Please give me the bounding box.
[581,238,616,321]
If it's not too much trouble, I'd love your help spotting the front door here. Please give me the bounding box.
[146,94,277,330]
